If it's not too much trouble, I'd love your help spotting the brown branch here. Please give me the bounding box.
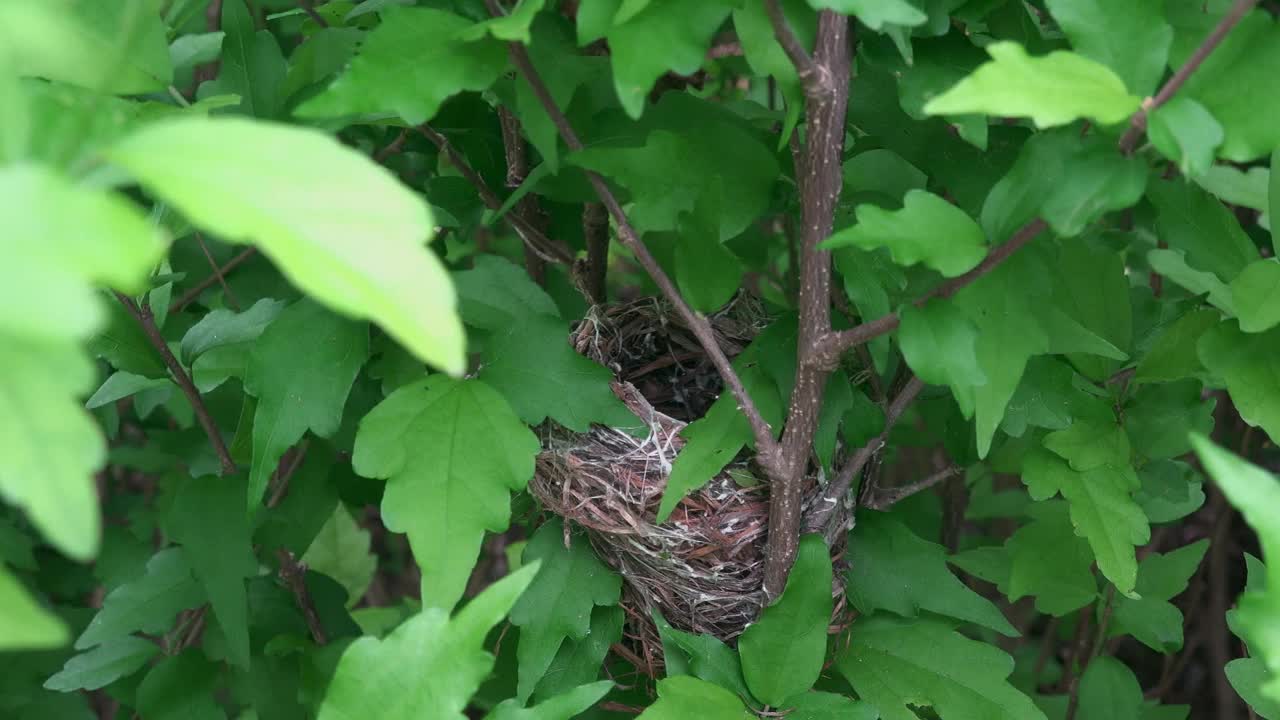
[705,40,744,59]
[194,233,240,311]
[1118,0,1261,153]
[863,465,962,511]
[805,376,925,539]
[583,202,609,304]
[298,0,329,27]
[489,0,781,460]
[277,549,328,645]
[497,106,547,284]
[113,292,236,476]
[814,218,1048,367]
[765,0,829,97]
[373,127,411,164]
[418,125,574,267]
[763,9,852,601]
[170,247,257,313]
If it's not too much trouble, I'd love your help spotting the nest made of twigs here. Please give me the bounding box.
[529,296,846,666]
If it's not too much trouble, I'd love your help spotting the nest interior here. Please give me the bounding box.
[529,296,846,663]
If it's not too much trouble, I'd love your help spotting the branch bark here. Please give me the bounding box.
[762,9,852,601]
[497,106,547,284]
[583,202,609,304]
[490,1,781,459]
[277,549,328,646]
[1118,0,1261,153]
[171,247,257,313]
[765,0,829,97]
[113,292,236,476]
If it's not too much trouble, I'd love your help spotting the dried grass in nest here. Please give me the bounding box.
[529,296,848,671]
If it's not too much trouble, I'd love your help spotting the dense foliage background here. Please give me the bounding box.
[2,0,1280,718]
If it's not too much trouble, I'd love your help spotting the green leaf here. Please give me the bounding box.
[0,0,172,94]
[654,613,752,701]
[732,0,814,142]
[508,19,592,173]
[1147,178,1258,283]
[1134,308,1220,384]
[1124,381,1215,462]
[534,605,624,700]
[1052,240,1132,379]
[1232,260,1280,333]
[484,681,614,720]
[1005,502,1099,615]
[1110,540,1208,652]
[107,116,465,375]
[454,255,560,332]
[1023,447,1149,594]
[1076,657,1143,720]
[837,614,1046,720]
[603,0,735,118]
[85,371,169,410]
[1171,11,1280,162]
[635,676,751,719]
[76,548,205,649]
[136,652,224,720]
[899,300,987,392]
[1147,248,1235,315]
[847,513,1017,636]
[316,563,540,720]
[460,0,546,44]
[823,190,987,277]
[570,127,779,240]
[1191,436,1280,703]
[951,253,1051,456]
[1135,460,1205,524]
[297,7,507,124]
[1273,148,1280,247]
[353,376,539,610]
[44,636,158,692]
[924,41,1140,128]
[659,361,781,521]
[244,300,368,507]
[1227,657,1280,720]
[676,183,743,313]
[1043,0,1171,95]
[302,505,377,609]
[480,314,639,433]
[1147,98,1224,177]
[739,535,832,706]
[164,476,257,668]
[1043,415,1130,471]
[1198,322,1280,444]
[0,563,67,650]
[810,0,926,30]
[198,0,284,118]
[1195,165,1272,215]
[179,297,285,365]
[510,519,621,701]
[784,691,877,720]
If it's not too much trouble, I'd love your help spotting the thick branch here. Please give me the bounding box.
[583,202,609,304]
[497,106,547,284]
[762,9,851,601]
[804,376,925,539]
[814,218,1048,367]
[765,0,829,97]
[113,292,236,475]
[1118,0,1260,153]
[418,125,574,267]
[492,3,781,458]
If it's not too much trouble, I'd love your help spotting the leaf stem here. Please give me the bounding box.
[487,0,782,460]
[114,292,237,476]
[1118,0,1261,153]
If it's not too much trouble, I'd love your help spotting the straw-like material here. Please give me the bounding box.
[528,296,847,661]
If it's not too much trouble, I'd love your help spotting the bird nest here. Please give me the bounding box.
[529,296,847,666]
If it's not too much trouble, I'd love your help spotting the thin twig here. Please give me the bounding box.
[1118,0,1261,153]
[170,248,257,313]
[113,293,237,476]
[373,127,412,164]
[497,106,547,284]
[489,0,781,460]
[805,376,925,537]
[814,218,1048,367]
[419,125,574,266]
[194,233,240,311]
[298,0,329,28]
[277,549,328,645]
[764,0,829,97]
[863,465,962,510]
